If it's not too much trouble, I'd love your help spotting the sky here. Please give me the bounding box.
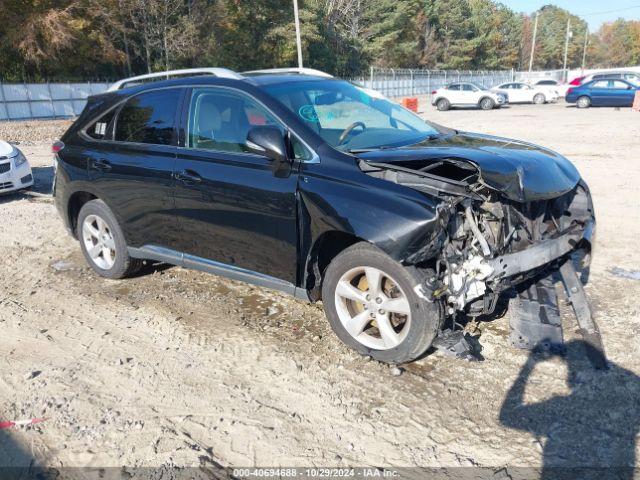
[500,1,640,30]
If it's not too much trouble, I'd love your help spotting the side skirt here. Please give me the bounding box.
[128,245,311,302]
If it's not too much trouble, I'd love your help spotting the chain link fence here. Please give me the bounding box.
[350,67,517,98]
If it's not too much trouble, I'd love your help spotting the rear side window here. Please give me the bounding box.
[448,84,461,91]
[114,89,180,145]
[537,80,556,86]
[86,110,116,140]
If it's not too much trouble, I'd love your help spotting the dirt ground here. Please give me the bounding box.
[1,102,639,476]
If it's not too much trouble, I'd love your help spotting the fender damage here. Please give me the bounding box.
[355,132,597,356]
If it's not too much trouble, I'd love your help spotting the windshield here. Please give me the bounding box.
[260,79,441,151]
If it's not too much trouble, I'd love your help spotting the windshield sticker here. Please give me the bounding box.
[299,105,319,123]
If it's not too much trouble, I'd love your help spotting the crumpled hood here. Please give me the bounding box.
[0,140,16,158]
[357,132,581,202]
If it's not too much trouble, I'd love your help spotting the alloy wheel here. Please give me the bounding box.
[577,96,591,108]
[82,214,117,270]
[334,266,411,350]
[481,98,493,110]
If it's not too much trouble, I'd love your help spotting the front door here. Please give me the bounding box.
[609,80,636,107]
[173,87,299,284]
[460,84,480,104]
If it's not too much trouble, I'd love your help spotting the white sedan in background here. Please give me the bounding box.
[431,82,507,111]
[532,78,568,98]
[0,141,34,194]
[491,82,557,104]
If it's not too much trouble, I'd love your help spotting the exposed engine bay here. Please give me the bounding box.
[359,155,603,365]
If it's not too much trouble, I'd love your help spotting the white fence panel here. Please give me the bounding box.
[0,82,110,121]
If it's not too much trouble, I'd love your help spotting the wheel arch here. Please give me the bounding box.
[478,96,495,106]
[67,191,99,238]
[577,94,592,104]
[297,178,447,301]
[303,230,364,301]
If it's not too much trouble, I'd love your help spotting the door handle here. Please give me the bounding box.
[91,158,112,172]
[174,169,202,184]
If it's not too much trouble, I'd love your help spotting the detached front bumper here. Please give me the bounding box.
[0,158,33,194]
[433,215,595,312]
[488,221,594,282]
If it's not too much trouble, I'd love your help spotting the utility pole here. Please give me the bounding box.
[528,12,539,72]
[581,28,589,71]
[562,18,572,82]
[293,0,303,69]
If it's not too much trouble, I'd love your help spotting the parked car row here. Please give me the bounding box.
[431,80,561,111]
[432,70,640,111]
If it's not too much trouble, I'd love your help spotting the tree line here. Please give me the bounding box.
[0,0,638,82]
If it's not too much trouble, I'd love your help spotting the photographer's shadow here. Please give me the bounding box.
[500,340,640,479]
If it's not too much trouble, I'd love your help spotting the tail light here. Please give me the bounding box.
[431,90,437,95]
[52,141,65,153]
[569,76,584,86]
[567,88,574,95]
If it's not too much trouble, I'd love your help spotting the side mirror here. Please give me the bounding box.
[246,126,291,177]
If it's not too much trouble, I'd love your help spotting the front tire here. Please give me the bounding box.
[77,199,142,279]
[533,93,546,104]
[322,243,441,364]
[479,97,495,110]
[577,96,591,108]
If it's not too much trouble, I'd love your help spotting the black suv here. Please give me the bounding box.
[54,70,595,363]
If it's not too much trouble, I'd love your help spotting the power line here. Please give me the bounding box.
[577,4,640,18]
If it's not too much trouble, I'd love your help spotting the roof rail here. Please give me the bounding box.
[107,68,243,91]
[242,67,334,78]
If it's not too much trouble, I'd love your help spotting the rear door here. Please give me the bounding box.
[172,86,301,284]
[445,84,464,104]
[588,80,610,105]
[87,88,183,248]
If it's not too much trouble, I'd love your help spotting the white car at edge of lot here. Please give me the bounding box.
[491,81,557,104]
[0,141,34,194]
[431,82,507,111]
[531,78,568,98]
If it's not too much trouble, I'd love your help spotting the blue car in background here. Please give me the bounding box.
[566,78,639,108]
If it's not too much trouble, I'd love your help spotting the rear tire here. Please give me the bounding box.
[533,93,546,104]
[479,97,495,110]
[577,96,591,108]
[77,199,142,279]
[436,98,450,111]
[321,242,442,364]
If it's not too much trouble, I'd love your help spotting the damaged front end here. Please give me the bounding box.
[360,151,599,360]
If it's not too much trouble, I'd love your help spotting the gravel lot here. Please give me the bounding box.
[1,102,639,475]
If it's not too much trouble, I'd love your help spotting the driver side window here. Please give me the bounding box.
[187,88,281,154]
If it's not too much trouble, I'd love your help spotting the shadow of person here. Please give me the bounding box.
[500,340,640,480]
